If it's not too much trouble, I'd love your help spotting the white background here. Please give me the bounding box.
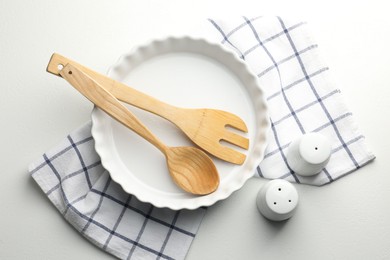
[1,0,390,259]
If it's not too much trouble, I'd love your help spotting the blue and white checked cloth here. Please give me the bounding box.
[209,16,375,185]
[29,122,205,260]
[29,16,375,259]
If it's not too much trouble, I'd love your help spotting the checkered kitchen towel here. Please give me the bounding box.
[29,122,206,260]
[29,16,376,260]
[209,16,375,185]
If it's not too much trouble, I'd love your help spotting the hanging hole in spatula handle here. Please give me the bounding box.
[47,53,78,76]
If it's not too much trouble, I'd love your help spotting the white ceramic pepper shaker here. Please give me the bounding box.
[286,133,331,177]
[256,179,299,221]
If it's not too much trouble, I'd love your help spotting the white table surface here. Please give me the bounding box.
[1,1,390,259]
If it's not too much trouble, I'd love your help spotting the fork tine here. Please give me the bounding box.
[216,144,247,165]
[222,111,248,133]
[221,131,249,149]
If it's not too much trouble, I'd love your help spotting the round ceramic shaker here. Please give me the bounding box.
[286,133,331,177]
[256,179,299,221]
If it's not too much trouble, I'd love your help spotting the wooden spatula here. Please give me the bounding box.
[47,53,249,165]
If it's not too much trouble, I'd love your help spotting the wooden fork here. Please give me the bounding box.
[47,53,249,165]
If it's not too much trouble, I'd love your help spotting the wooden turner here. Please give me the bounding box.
[47,53,249,165]
[60,64,219,195]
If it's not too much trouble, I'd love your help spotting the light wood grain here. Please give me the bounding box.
[47,53,249,165]
[59,64,219,195]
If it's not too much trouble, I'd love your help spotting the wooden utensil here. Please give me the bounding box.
[59,63,219,195]
[47,53,249,165]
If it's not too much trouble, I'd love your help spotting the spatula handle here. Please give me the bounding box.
[47,53,178,120]
[60,63,167,153]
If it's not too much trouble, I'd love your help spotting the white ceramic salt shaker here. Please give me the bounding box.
[256,179,299,221]
[286,133,331,177]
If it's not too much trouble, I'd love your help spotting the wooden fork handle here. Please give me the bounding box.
[47,53,178,121]
[59,63,167,153]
